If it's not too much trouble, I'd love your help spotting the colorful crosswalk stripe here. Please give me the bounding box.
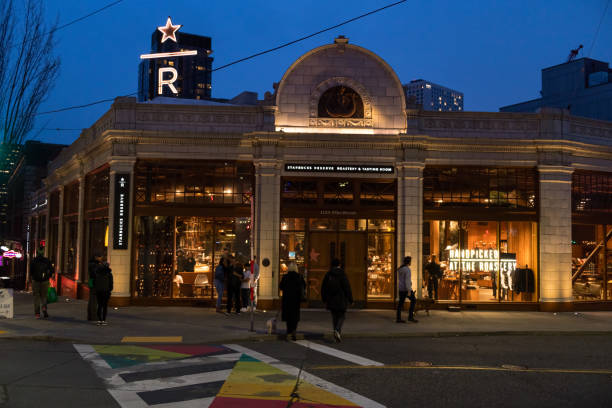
[75,343,384,408]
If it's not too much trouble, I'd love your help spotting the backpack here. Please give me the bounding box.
[324,273,342,298]
[31,257,52,282]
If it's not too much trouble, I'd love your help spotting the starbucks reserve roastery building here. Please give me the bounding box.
[28,38,612,311]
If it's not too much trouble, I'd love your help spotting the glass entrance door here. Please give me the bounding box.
[307,231,367,304]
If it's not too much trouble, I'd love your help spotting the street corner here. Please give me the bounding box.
[74,342,380,407]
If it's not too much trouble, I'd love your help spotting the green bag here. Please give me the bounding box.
[88,278,94,289]
[47,286,58,304]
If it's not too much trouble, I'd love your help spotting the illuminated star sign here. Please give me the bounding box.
[158,16,182,43]
[119,177,126,188]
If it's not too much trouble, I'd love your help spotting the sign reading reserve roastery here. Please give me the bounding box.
[113,173,130,250]
[285,164,394,174]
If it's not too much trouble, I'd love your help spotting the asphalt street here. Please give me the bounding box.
[1,335,611,408]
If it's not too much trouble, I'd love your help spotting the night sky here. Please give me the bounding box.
[34,0,611,145]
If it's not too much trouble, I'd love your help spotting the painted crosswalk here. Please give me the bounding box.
[75,342,385,408]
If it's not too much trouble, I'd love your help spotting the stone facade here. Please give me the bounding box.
[31,38,612,311]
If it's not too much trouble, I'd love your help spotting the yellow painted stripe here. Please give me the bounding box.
[0,330,7,334]
[310,365,612,376]
[121,336,182,343]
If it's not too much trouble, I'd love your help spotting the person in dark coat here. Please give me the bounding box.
[279,262,306,341]
[321,258,353,343]
[226,257,243,314]
[29,249,54,319]
[92,260,113,326]
[87,254,103,321]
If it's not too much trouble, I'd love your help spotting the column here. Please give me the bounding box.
[75,176,85,282]
[56,186,64,275]
[538,165,573,311]
[396,162,424,298]
[108,158,136,306]
[44,193,50,258]
[253,159,281,309]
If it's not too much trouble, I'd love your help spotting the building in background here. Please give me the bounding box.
[403,79,463,111]
[500,58,612,122]
[2,141,64,289]
[0,144,23,237]
[138,29,213,102]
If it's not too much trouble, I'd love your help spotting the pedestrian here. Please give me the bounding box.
[87,254,103,321]
[92,260,113,326]
[279,262,305,341]
[397,256,418,323]
[29,248,54,319]
[240,262,251,312]
[321,258,353,343]
[226,257,242,314]
[214,258,226,313]
[424,255,442,300]
[250,256,260,310]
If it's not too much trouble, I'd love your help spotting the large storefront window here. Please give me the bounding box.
[572,170,612,301]
[83,167,109,280]
[424,167,537,209]
[135,216,251,299]
[424,220,537,302]
[423,166,538,303]
[135,161,252,205]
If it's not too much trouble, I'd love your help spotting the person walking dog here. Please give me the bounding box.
[321,258,353,343]
[397,256,418,323]
[279,262,306,341]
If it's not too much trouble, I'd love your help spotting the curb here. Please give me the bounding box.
[3,330,612,345]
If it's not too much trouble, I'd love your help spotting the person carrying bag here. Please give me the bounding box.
[29,249,54,319]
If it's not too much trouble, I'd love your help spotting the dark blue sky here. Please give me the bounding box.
[35,0,611,145]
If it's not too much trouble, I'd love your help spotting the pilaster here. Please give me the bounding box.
[396,161,425,298]
[108,158,136,303]
[56,186,64,275]
[538,165,573,311]
[75,175,85,282]
[254,159,282,305]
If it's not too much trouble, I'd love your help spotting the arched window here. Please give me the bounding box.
[317,86,364,118]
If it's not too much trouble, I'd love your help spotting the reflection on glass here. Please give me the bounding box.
[460,221,499,302]
[280,231,305,278]
[309,218,336,230]
[175,217,214,298]
[501,221,537,301]
[368,219,395,231]
[367,233,393,299]
[435,220,460,301]
[572,224,605,300]
[135,216,174,298]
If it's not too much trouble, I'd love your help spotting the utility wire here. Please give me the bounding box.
[34,0,407,118]
[588,0,610,56]
[213,0,408,71]
[9,0,124,50]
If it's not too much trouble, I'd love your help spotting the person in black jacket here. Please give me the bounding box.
[226,257,243,314]
[92,260,113,326]
[29,249,54,319]
[87,254,103,321]
[279,262,306,341]
[321,258,353,343]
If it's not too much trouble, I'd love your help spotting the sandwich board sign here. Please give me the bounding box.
[0,288,13,319]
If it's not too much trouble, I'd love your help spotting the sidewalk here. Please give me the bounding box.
[2,291,612,344]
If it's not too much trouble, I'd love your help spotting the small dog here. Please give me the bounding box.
[266,315,278,334]
[415,298,435,316]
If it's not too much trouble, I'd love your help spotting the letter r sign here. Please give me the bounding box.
[158,67,178,94]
